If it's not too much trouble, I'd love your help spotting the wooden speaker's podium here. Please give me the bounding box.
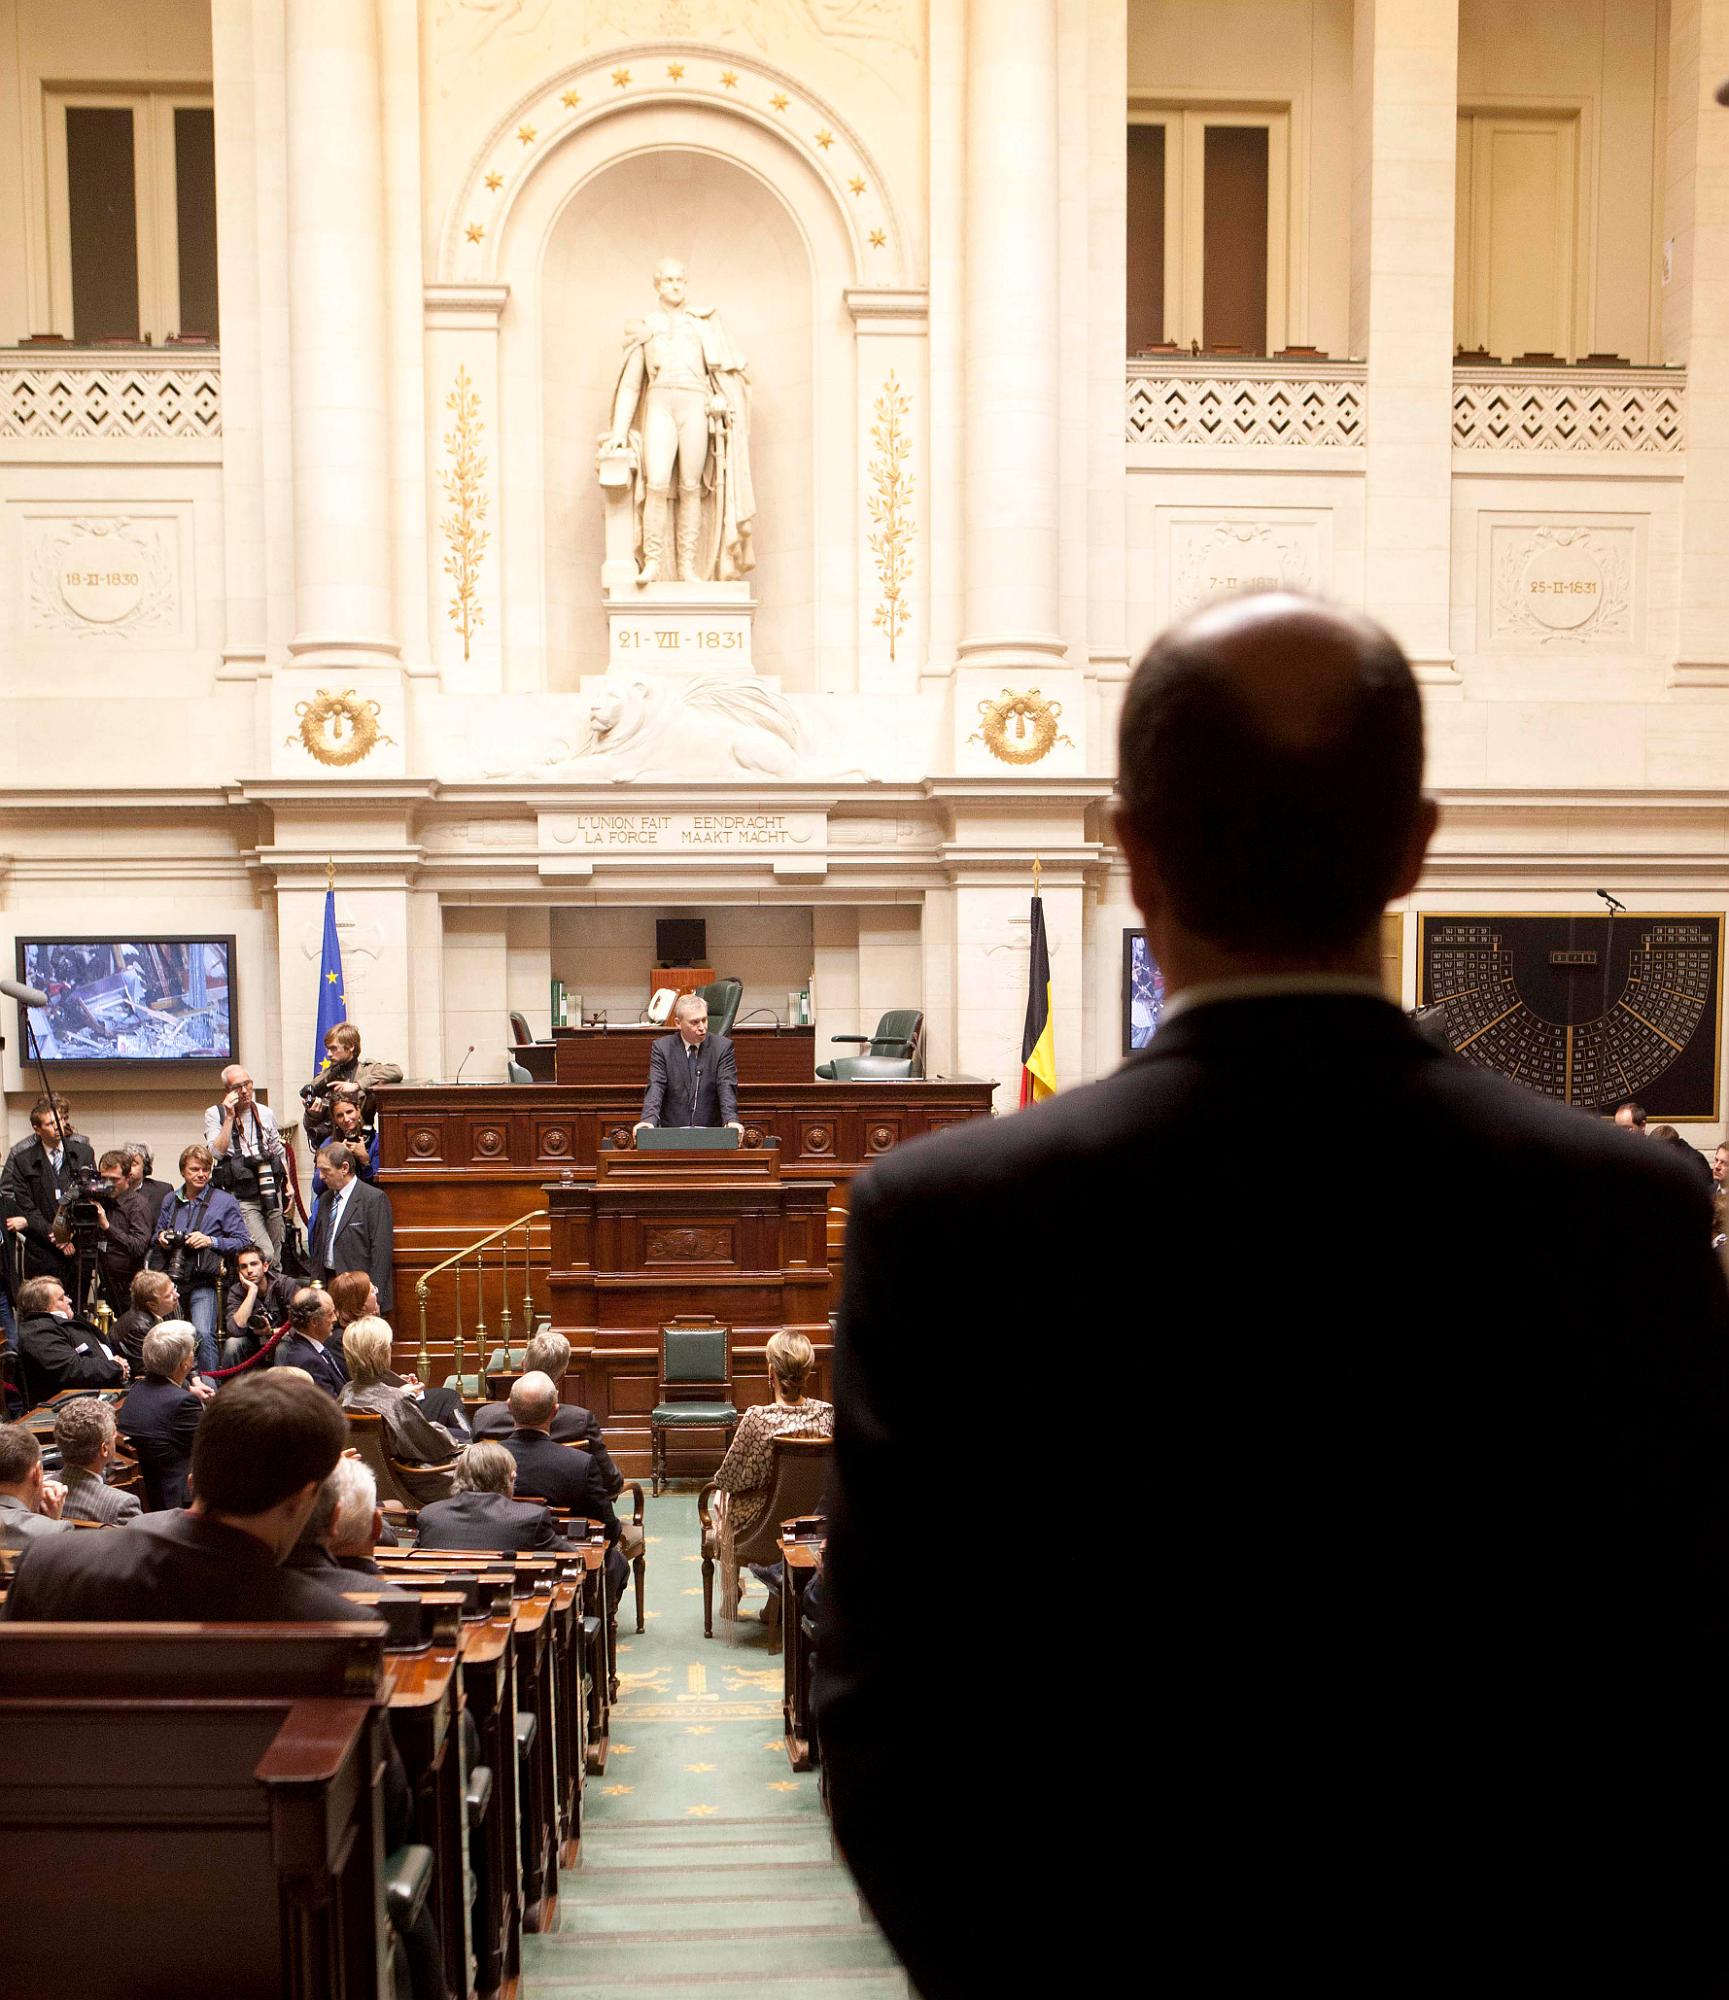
[546,1134,831,1405]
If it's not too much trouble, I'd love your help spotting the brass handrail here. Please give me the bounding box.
[415,1208,547,1386]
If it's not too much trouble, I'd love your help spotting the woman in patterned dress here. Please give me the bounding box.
[711,1330,833,1620]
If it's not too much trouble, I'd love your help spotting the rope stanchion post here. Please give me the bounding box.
[416,1275,432,1386]
[473,1241,489,1379]
[497,1225,514,1356]
[453,1259,466,1399]
[521,1218,534,1335]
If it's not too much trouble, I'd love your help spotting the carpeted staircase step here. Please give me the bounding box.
[570,1861,847,1899]
[564,1889,871,1936]
[527,1927,901,1982]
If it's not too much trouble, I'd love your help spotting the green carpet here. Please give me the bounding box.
[522,1491,907,1997]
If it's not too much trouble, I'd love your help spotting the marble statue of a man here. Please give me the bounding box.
[602,258,755,584]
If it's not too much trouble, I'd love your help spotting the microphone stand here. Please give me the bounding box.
[17,996,96,1316]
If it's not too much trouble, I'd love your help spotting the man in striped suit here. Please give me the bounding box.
[53,1397,141,1526]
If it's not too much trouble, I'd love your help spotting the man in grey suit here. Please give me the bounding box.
[52,1396,141,1525]
[309,1145,395,1313]
[633,993,743,1136]
[0,1423,74,1551]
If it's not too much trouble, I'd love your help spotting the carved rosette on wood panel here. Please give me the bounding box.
[471,1126,507,1161]
[407,1126,443,1161]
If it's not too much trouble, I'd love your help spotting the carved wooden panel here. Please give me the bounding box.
[608,1374,659,1416]
[531,1117,578,1165]
[795,1118,836,1158]
[644,1225,732,1264]
[863,1115,904,1154]
[466,1120,510,1164]
[404,1121,446,1163]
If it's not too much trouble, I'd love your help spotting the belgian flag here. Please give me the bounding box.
[1020,893,1056,1105]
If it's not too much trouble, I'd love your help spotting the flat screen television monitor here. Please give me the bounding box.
[656,917,706,966]
[15,938,235,1065]
[1123,928,1165,1055]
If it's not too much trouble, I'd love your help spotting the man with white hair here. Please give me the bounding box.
[285,1455,400,1582]
[117,1321,203,1510]
[53,1396,141,1525]
[502,1371,627,1600]
[416,1441,573,1553]
[203,1063,287,1260]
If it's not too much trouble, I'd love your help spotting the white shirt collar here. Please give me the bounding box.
[1159,972,1391,1028]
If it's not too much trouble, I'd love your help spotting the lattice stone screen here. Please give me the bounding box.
[0,357,221,444]
[1126,361,1367,449]
[1450,370,1684,453]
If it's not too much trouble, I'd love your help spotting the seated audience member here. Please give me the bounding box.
[501,1371,626,1600]
[285,1456,400,1582]
[3,1371,369,1621]
[118,1322,205,1511]
[123,1142,173,1231]
[0,1095,95,1284]
[275,1287,349,1396]
[52,1396,141,1525]
[90,1148,155,1311]
[339,1317,460,1502]
[114,1268,180,1376]
[302,1020,403,1150]
[309,1144,395,1312]
[150,1143,252,1374]
[0,1423,75,1551]
[471,1330,618,1486]
[15,1273,127,1405]
[328,1093,381,1182]
[1612,1100,1649,1134]
[416,1440,574,1553]
[710,1331,833,1621]
[330,1270,469,1439]
[220,1246,299,1370]
[203,1063,289,1261]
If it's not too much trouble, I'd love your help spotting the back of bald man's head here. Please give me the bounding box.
[1117,593,1425,956]
[508,1369,560,1429]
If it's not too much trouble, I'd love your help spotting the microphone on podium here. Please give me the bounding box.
[454,1044,476,1083]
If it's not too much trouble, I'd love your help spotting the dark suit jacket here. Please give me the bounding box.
[95,1185,154,1307]
[0,1133,96,1277]
[310,1177,395,1313]
[813,994,1729,1994]
[16,1311,125,1404]
[638,1031,739,1129]
[1,1510,371,1622]
[117,1373,202,1510]
[275,1331,348,1398]
[472,1398,621,1492]
[415,1490,572,1553]
[500,1428,621,1541]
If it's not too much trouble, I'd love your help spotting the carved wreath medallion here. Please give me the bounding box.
[969,688,1074,767]
[292,688,394,768]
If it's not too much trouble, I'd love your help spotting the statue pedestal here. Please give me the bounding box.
[603,580,756,677]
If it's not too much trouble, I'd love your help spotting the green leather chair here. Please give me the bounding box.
[815,1007,924,1080]
[699,977,743,1037]
[649,1318,739,1494]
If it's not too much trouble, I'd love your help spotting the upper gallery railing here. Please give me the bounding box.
[1450,362,1684,454]
[0,342,221,457]
[1126,354,1367,450]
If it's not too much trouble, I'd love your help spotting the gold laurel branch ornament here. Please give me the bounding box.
[290,689,393,768]
[968,689,1074,766]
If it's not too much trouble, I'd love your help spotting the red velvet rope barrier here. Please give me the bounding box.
[201,1320,292,1380]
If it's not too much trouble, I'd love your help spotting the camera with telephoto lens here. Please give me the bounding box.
[58,1165,113,1251]
[159,1230,192,1286]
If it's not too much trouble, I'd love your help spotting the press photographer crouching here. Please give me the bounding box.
[150,1144,251,1376]
[221,1245,300,1371]
[203,1064,288,1261]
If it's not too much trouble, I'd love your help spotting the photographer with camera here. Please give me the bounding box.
[327,1093,380,1181]
[150,1144,252,1375]
[1,1097,95,1285]
[83,1150,154,1313]
[301,1021,402,1151]
[203,1065,288,1261]
[221,1245,300,1369]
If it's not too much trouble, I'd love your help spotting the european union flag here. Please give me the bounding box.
[314,887,346,1076]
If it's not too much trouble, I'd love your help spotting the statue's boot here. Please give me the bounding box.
[638,489,670,584]
[676,484,703,582]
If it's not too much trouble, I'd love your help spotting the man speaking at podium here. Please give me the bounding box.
[633,992,743,1138]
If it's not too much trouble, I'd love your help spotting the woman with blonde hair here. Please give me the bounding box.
[710,1330,832,1621]
[337,1315,460,1502]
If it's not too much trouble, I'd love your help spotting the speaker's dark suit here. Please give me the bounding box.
[638,1031,738,1129]
[1,1510,370,1621]
[472,1397,622,1492]
[415,1490,572,1553]
[310,1177,395,1313]
[0,1133,96,1279]
[814,993,1729,1994]
[117,1373,202,1510]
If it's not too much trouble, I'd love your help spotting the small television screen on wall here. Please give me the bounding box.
[15,938,235,1065]
[1123,929,1165,1056]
